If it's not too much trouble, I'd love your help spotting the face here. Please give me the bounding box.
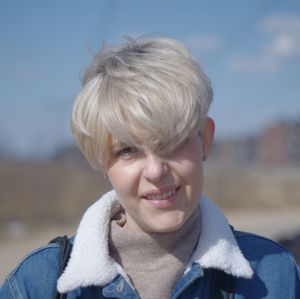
[106,118,215,233]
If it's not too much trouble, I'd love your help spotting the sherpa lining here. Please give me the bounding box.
[57,191,253,293]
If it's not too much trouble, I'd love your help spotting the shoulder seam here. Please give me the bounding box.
[7,243,60,278]
[234,231,292,253]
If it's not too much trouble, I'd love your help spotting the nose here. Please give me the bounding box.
[143,152,168,182]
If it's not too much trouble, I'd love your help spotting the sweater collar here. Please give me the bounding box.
[57,190,253,293]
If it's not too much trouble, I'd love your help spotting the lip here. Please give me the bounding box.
[140,185,180,198]
[141,185,181,208]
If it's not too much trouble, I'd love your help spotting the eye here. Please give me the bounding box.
[116,146,138,157]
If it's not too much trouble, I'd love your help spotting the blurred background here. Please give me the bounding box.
[1,0,300,283]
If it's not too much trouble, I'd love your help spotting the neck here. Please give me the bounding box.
[109,208,201,299]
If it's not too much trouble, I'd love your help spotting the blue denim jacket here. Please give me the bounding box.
[1,192,299,299]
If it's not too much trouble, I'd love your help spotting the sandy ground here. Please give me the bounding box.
[1,208,300,285]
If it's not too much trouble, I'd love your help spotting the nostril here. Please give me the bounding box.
[143,153,168,181]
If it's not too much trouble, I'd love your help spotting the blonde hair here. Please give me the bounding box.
[72,36,213,170]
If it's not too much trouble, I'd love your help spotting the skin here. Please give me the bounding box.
[106,117,215,233]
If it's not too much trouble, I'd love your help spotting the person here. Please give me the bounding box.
[1,36,299,299]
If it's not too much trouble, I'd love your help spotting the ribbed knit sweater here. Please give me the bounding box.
[109,208,201,299]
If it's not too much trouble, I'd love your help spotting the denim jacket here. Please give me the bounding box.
[1,191,299,298]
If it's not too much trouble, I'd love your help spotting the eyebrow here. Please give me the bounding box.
[110,141,131,151]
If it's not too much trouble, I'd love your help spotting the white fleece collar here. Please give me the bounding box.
[57,190,253,293]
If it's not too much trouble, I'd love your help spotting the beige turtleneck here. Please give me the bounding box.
[109,208,201,299]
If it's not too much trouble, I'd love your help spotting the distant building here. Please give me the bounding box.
[259,119,300,166]
[259,122,288,166]
[211,136,258,166]
[212,118,300,167]
[52,143,89,167]
[288,121,300,163]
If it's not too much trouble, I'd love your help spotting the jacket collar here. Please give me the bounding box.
[57,190,253,293]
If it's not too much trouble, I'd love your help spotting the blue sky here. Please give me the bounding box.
[1,0,300,158]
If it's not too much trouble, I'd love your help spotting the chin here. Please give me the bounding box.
[147,215,186,233]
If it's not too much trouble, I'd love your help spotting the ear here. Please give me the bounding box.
[199,117,215,158]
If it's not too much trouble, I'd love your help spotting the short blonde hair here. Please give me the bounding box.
[72,36,213,170]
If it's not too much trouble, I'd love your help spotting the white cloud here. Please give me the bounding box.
[231,55,279,73]
[230,14,300,73]
[185,34,221,51]
[261,14,300,34]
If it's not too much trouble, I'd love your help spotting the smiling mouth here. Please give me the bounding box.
[143,186,180,201]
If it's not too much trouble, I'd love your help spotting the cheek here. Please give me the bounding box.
[107,164,140,198]
[178,148,204,181]
[175,148,204,199]
[186,162,204,189]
